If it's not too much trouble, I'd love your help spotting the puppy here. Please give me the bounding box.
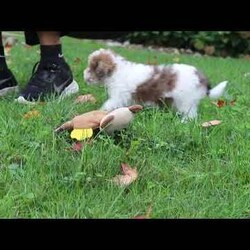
[83,48,227,121]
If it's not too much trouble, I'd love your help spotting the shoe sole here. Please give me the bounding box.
[15,80,79,104]
[60,80,79,97]
[0,86,19,97]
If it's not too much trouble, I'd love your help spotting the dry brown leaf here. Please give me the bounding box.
[133,215,148,219]
[202,120,221,128]
[113,163,138,187]
[211,99,226,108]
[74,94,96,104]
[211,99,236,108]
[230,99,236,106]
[74,57,82,64]
[23,110,41,119]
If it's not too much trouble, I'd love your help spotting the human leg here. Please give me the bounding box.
[0,32,18,96]
[17,31,79,103]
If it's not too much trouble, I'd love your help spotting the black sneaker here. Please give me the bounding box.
[0,69,19,96]
[16,60,79,104]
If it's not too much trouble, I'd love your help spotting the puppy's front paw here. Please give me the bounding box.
[101,100,118,112]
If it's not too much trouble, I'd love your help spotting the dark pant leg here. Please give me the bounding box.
[66,32,130,40]
[24,31,68,45]
[24,31,130,45]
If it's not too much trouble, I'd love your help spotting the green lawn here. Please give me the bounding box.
[0,34,250,218]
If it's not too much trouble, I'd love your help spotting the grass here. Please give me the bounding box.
[0,33,250,218]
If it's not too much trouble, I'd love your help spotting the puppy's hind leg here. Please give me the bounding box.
[180,106,198,123]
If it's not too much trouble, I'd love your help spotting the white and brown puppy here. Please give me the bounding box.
[83,48,227,122]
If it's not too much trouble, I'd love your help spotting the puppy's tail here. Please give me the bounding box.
[207,81,228,100]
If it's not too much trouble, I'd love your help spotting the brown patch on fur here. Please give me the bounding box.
[134,66,176,105]
[89,52,116,80]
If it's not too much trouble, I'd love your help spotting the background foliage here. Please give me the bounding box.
[126,31,250,57]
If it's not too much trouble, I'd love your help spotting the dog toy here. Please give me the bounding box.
[54,110,108,133]
[70,128,94,141]
[100,105,143,134]
[54,105,143,139]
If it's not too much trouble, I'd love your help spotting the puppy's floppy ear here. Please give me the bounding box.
[91,53,116,78]
[95,61,115,77]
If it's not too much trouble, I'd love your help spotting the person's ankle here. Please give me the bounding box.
[40,44,65,64]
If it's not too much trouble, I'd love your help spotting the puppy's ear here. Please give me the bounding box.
[91,53,116,78]
[95,61,115,78]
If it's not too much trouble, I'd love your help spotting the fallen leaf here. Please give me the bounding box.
[74,94,96,104]
[70,128,93,141]
[133,205,153,219]
[74,57,82,63]
[202,120,221,128]
[23,110,40,119]
[212,100,226,108]
[230,99,236,106]
[211,99,236,108]
[133,216,148,219]
[113,163,138,187]
[216,99,226,108]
